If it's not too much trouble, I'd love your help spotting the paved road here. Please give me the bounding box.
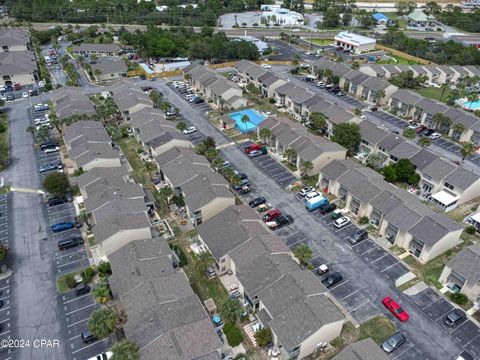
[1,100,69,359]
[157,79,469,360]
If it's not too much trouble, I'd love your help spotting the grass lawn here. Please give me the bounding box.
[311,38,333,46]
[378,55,419,65]
[416,86,453,104]
[358,316,396,345]
[56,270,81,293]
[0,113,9,172]
[117,137,147,184]
[184,260,229,303]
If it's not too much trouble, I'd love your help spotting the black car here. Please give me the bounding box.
[6,94,14,101]
[274,215,294,229]
[321,272,343,288]
[193,97,204,104]
[58,236,84,250]
[455,351,474,360]
[75,283,90,296]
[424,129,435,137]
[249,197,266,208]
[40,141,59,150]
[348,229,368,244]
[443,308,466,328]
[81,330,97,344]
[47,197,67,207]
[319,203,336,215]
[40,163,58,173]
[371,107,378,112]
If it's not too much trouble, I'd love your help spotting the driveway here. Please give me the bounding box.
[157,78,468,359]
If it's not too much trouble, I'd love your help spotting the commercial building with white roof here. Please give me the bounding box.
[334,31,376,53]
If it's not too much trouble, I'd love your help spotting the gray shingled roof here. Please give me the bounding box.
[93,212,150,244]
[361,76,391,91]
[409,148,438,171]
[417,98,448,115]
[444,167,480,191]
[181,175,233,212]
[332,338,389,360]
[91,60,127,74]
[320,159,360,180]
[378,134,404,153]
[408,214,462,247]
[359,121,388,145]
[389,141,420,160]
[0,28,29,46]
[391,89,422,106]
[197,205,259,259]
[369,189,404,216]
[421,158,456,181]
[384,204,422,231]
[446,244,480,285]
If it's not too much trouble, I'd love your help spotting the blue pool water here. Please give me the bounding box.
[463,101,480,110]
[229,109,268,133]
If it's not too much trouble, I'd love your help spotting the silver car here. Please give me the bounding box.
[382,332,406,353]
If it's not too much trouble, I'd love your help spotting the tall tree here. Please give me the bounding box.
[259,127,271,143]
[461,142,476,163]
[240,114,250,133]
[309,112,327,131]
[293,244,313,266]
[418,137,432,147]
[283,147,296,163]
[331,123,361,156]
[110,340,140,360]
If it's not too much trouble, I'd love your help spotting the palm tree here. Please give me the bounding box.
[451,122,465,139]
[212,156,225,171]
[461,142,476,163]
[283,147,296,164]
[37,125,49,142]
[241,114,250,132]
[78,209,89,225]
[159,185,173,205]
[230,174,241,186]
[375,90,385,105]
[49,113,62,134]
[26,125,36,141]
[143,161,157,181]
[418,137,431,148]
[300,159,313,176]
[88,308,117,338]
[291,54,301,73]
[467,93,479,111]
[309,112,327,131]
[219,298,242,323]
[293,244,313,266]
[110,340,140,360]
[198,251,215,269]
[259,127,271,143]
[204,148,218,162]
[184,73,192,83]
[176,121,187,133]
[432,113,451,131]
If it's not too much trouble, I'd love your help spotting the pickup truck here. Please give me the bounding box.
[242,143,263,154]
[305,196,329,211]
[266,215,294,230]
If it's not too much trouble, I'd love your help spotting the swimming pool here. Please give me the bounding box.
[228,109,268,133]
[463,101,480,111]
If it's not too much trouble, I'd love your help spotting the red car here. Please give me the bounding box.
[382,296,409,322]
[243,143,263,154]
[262,209,281,222]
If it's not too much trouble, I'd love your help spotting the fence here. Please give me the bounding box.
[374,44,436,65]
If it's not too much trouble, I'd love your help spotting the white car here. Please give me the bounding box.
[429,132,441,140]
[34,117,50,125]
[360,115,367,120]
[44,146,60,154]
[183,126,196,135]
[88,351,112,360]
[22,91,28,98]
[334,216,351,228]
[260,64,271,69]
[299,186,314,197]
[305,191,321,200]
[36,124,51,131]
[408,123,420,129]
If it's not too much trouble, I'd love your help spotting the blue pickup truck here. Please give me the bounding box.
[305,196,329,211]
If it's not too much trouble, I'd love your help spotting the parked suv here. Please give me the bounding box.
[321,272,342,288]
[318,203,336,215]
[75,283,90,296]
[47,197,67,207]
[348,229,368,244]
[81,330,97,344]
[443,309,466,328]
[58,236,84,250]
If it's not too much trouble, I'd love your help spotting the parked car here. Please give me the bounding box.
[299,186,314,196]
[81,330,97,344]
[319,203,336,215]
[260,64,271,69]
[40,162,62,173]
[262,209,281,222]
[382,296,409,322]
[382,332,406,353]
[348,229,368,244]
[44,146,60,154]
[248,150,264,158]
[321,272,343,288]
[443,309,466,328]
[408,123,420,129]
[249,197,266,208]
[87,351,112,360]
[40,141,59,150]
[75,283,90,296]
[183,127,196,135]
[269,215,294,230]
[165,109,177,117]
[334,216,350,228]
[242,143,263,154]
[6,94,15,101]
[47,197,67,207]
[429,132,441,140]
[305,191,320,200]
[51,222,80,233]
[193,97,204,104]
[58,236,84,250]
[316,264,329,275]
[33,103,49,111]
[424,129,435,137]
[22,91,28,98]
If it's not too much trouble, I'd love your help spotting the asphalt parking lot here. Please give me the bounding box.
[434,138,463,156]
[410,287,480,359]
[251,155,297,188]
[372,111,409,130]
[0,195,9,248]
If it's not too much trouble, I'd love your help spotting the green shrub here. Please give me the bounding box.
[223,322,243,347]
[97,261,112,277]
[450,292,469,305]
[358,216,369,225]
[65,273,77,289]
[466,225,477,235]
[0,121,6,133]
[82,266,95,284]
[254,328,272,347]
[171,245,188,267]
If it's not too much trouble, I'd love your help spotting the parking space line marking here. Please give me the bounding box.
[380,262,400,273]
[359,245,379,256]
[65,303,95,316]
[392,345,415,360]
[57,257,88,268]
[71,338,109,354]
[462,333,480,347]
[0,318,10,324]
[67,318,90,328]
[56,249,86,260]
[288,238,307,247]
[329,280,350,291]
[0,307,10,313]
[49,214,75,222]
[422,297,443,310]
[63,294,90,304]
[0,330,10,336]
[339,289,359,301]
[370,253,389,264]
[334,224,353,232]
[285,231,299,238]
[69,335,81,341]
[349,299,369,312]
